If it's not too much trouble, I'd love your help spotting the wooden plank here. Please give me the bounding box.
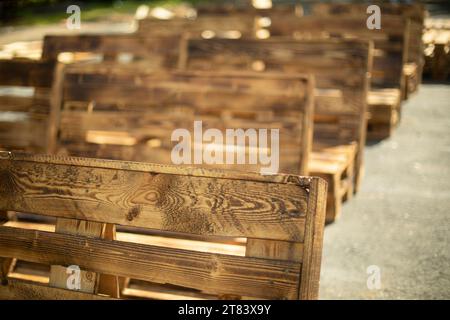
[0,278,114,300]
[0,226,301,299]
[0,59,54,87]
[137,15,256,38]
[49,265,98,293]
[56,69,312,176]
[3,220,246,256]
[182,38,370,194]
[311,3,425,23]
[298,177,327,299]
[0,152,311,242]
[246,238,303,262]
[42,34,181,68]
[49,218,103,295]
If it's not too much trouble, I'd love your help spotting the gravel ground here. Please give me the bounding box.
[319,84,450,299]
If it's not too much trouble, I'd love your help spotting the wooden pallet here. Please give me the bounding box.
[0,59,58,153]
[50,68,314,176]
[310,142,357,223]
[367,88,401,141]
[0,152,327,300]
[311,3,426,100]
[311,3,426,23]
[181,38,371,221]
[41,34,182,68]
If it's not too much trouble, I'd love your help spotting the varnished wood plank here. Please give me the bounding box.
[3,220,246,256]
[0,152,310,242]
[298,178,327,300]
[0,278,114,300]
[0,226,301,299]
[49,265,98,293]
[49,218,103,294]
[246,238,303,262]
[182,38,370,195]
[0,59,55,87]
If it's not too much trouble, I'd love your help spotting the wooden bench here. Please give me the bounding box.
[137,14,256,39]
[266,15,407,140]
[0,59,60,153]
[0,151,327,300]
[423,18,450,81]
[311,2,426,99]
[180,38,371,222]
[49,69,314,178]
[41,34,182,68]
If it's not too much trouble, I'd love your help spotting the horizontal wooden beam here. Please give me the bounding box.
[0,153,312,241]
[0,226,300,299]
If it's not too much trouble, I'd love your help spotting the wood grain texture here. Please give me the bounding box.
[137,15,255,38]
[55,69,313,176]
[0,59,55,153]
[41,34,181,69]
[298,177,327,299]
[267,15,407,90]
[0,278,114,300]
[0,152,310,241]
[311,3,425,23]
[182,38,370,193]
[0,226,301,299]
[246,238,303,262]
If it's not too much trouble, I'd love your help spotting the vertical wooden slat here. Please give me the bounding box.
[298,178,327,300]
[48,218,119,297]
[46,62,65,154]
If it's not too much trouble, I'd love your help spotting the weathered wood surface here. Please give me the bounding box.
[0,152,327,299]
[0,152,312,242]
[0,59,56,153]
[267,15,407,91]
[53,69,314,176]
[41,34,181,69]
[311,3,425,93]
[311,3,426,23]
[181,38,370,196]
[137,15,255,38]
[0,278,114,300]
[195,3,301,16]
[0,225,301,299]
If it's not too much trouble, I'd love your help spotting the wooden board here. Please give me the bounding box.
[42,34,182,69]
[0,59,57,153]
[181,38,370,197]
[52,68,314,176]
[0,152,327,299]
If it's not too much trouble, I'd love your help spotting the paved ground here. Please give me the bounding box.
[320,84,450,299]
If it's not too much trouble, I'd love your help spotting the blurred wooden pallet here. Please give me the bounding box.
[311,2,426,100]
[181,38,371,222]
[0,59,57,153]
[264,14,411,140]
[0,153,327,300]
[367,88,401,141]
[51,68,314,177]
[423,19,450,81]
